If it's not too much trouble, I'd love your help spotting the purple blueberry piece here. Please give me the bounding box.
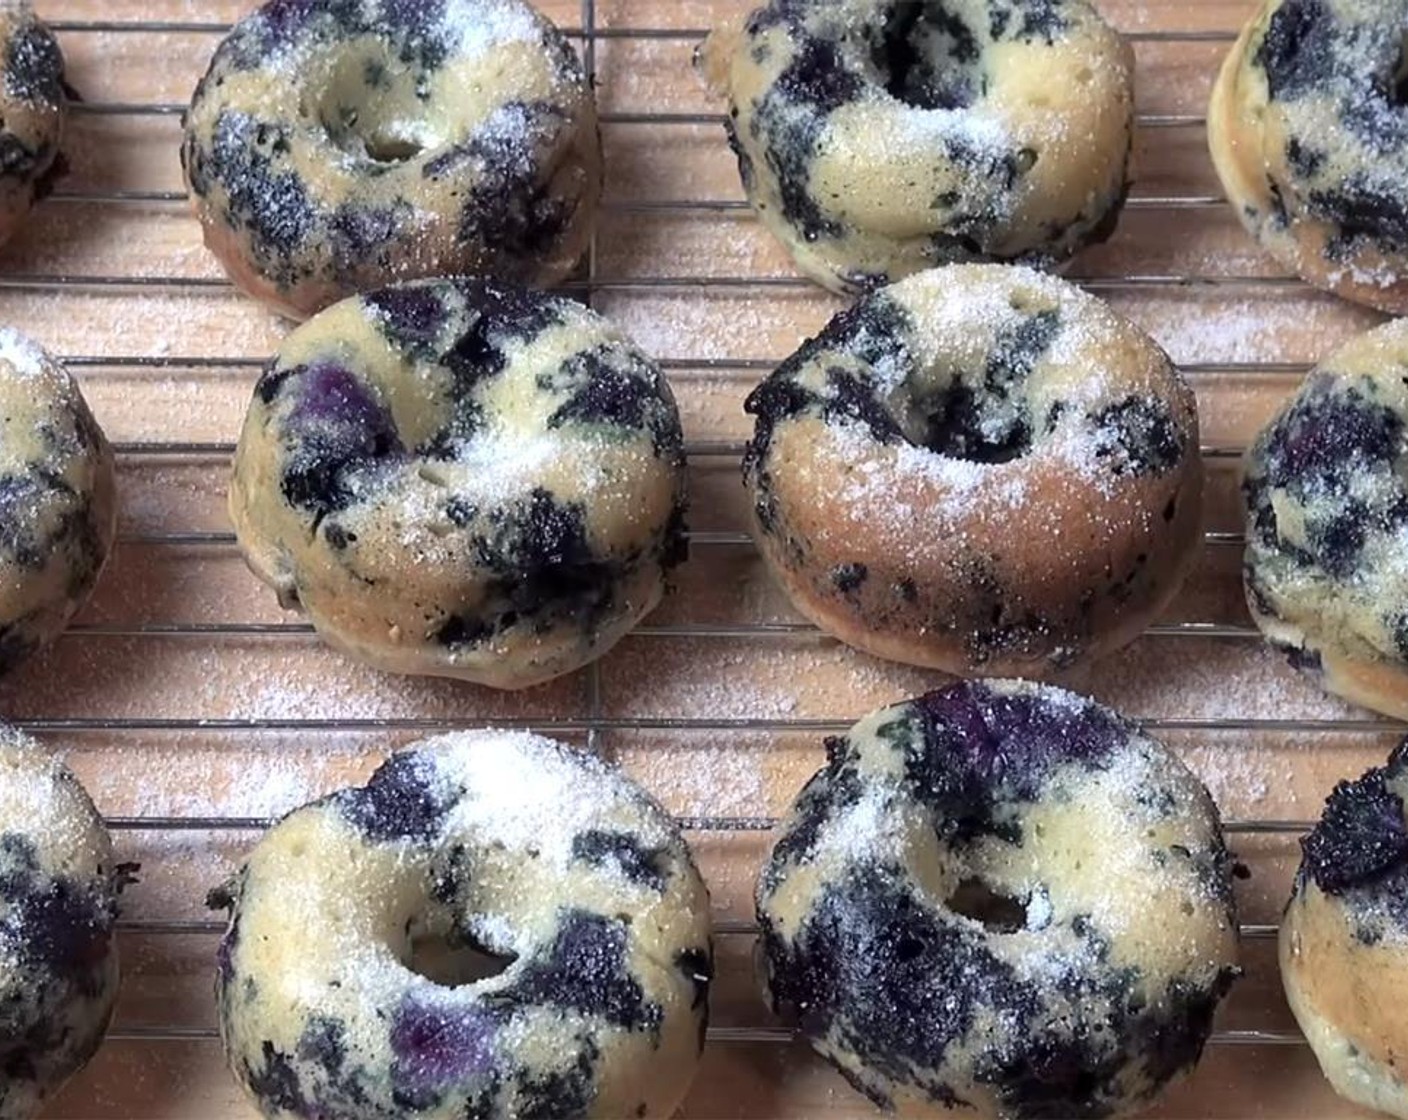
[279,363,404,516]
[1254,0,1336,101]
[364,286,448,352]
[1302,761,1408,894]
[390,998,499,1094]
[335,751,455,842]
[4,20,64,106]
[1264,380,1401,489]
[506,910,659,1031]
[291,363,391,429]
[907,682,1125,809]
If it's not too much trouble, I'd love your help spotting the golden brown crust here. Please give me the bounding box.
[745,264,1203,679]
[1241,318,1408,719]
[700,0,1134,294]
[1283,877,1408,1116]
[1208,0,1408,313]
[183,1,601,320]
[229,280,687,690]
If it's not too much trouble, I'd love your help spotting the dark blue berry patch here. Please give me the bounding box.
[4,21,63,105]
[1302,757,1408,895]
[336,751,455,842]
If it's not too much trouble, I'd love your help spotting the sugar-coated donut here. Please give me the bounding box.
[1242,318,1408,719]
[1209,0,1408,312]
[230,278,687,689]
[1282,743,1408,1118]
[182,0,601,319]
[699,0,1133,294]
[758,680,1240,1118]
[211,730,713,1120]
[0,2,63,252]
[743,264,1202,678]
[0,329,115,676]
[0,728,121,1119]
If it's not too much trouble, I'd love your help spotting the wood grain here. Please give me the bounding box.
[9,1,1387,1117]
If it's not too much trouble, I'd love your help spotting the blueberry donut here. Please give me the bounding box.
[229,278,687,689]
[211,730,713,1120]
[1209,0,1408,312]
[758,680,1240,1118]
[0,727,121,1119]
[182,0,601,320]
[0,3,63,252]
[698,0,1134,294]
[1241,319,1408,718]
[1282,743,1408,1118]
[743,264,1202,678]
[0,330,115,677]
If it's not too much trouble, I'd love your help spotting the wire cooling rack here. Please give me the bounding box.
[14,2,1397,1115]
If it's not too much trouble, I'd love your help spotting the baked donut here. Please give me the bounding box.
[0,329,115,676]
[1242,318,1408,719]
[211,730,713,1120]
[0,3,63,252]
[1282,742,1408,1118]
[743,263,1202,678]
[698,0,1134,294]
[758,680,1240,1118]
[182,0,601,320]
[230,277,687,690]
[0,727,121,1118]
[1209,0,1408,312]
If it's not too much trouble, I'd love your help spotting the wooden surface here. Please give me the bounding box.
[8,0,1389,1116]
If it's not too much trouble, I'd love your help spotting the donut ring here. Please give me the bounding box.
[1282,743,1408,1118]
[211,731,713,1120]
[699,0,1134,294]
[1242,318,1408,719]
[230,278,687,690]
[0,728,121,1118]
[182,0,601,319]
[0,3,63,252]
[743,264,1202,678]
[758,680,1240,1118]
[0,330,116,677]
[1209,0,1408,311]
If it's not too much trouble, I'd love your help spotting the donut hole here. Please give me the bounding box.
[317,48,443,164]
[915,383,1032,464]
[406,928,517,988]
[866,3,983,111]
[946,877,1027,934]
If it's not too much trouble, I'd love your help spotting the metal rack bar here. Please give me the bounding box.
[66,104,1212,126]
[111,916,1285,940]
[109,529,1247,548]
[45,189,1231,212]
[99,1024,1303,1046]
[0,271,1320,294]
[46,21,1240,43]
[23,712,1394,736]
[56,355,1313,376]
[107,438,1251,459]
[63,619,1265,641]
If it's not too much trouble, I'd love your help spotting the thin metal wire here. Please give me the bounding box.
[0,271,1324,294]
[108,438,1253,458]
[99,1023,1303,1046]
[45,21,1239,43]
[64,105,1211,127]
[45,189,1232,212]
[112,915,1285,940]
